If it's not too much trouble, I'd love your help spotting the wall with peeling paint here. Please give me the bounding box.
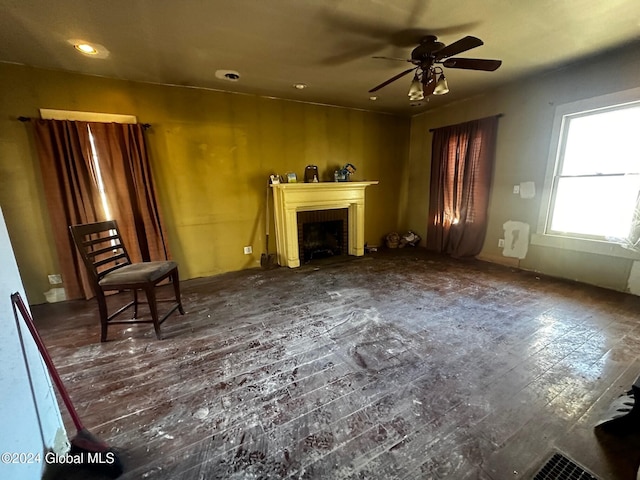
[405,43,640,293]
[0,63,409,304]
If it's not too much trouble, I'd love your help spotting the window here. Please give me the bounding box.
[87,126,113,220]
[549,103,640,239]
[535,87,640,258]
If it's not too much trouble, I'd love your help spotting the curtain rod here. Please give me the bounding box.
[428,113,503,133]
[17,116,152,129]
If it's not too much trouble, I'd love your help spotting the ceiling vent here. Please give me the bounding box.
[215,70,240,81]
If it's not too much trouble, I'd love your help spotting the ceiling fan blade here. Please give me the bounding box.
[389,24,481,47]
[435,35,483,60]
[372,55,411,62]
[442,58,502,71]
[369,67,417,93]
[321,11,395,42]
[322,43,386,65]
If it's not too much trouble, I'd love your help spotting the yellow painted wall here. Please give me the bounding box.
[405,43,640,293]
[0,63,409,304]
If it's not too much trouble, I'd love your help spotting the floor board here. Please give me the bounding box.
[34,249,640,479]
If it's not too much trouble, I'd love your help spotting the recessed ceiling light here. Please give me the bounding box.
[67,39,109,58]
[75,43,98,55]
[293,83,307,90]
[369,96,377,101]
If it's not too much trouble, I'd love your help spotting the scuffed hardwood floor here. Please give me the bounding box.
[33,249,640,479]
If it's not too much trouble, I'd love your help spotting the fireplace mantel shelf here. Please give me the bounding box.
[271,181,378,267]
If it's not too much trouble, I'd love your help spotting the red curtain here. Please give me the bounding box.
[426,116,499,257]
[88,123,171,263]
[32,120,170,299]
[33,120,102,299]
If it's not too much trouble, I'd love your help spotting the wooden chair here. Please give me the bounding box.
[69,220,184,342]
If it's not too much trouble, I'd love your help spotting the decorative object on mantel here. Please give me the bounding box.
[304,165,319,183]
[269,174,281,185]
[286,172,297,183]
[334,163,357,182]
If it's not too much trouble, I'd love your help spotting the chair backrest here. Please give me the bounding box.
[69,220,132,284]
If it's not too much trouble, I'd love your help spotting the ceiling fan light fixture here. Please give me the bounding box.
[368,34,501,103]
[408,73,424,101]
[433,73,449,95]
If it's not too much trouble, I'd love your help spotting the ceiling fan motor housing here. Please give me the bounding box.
[411,36,445,62]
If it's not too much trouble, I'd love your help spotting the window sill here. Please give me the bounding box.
[530,233,640,260]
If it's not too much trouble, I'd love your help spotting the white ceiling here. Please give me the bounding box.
[1,0,640,116]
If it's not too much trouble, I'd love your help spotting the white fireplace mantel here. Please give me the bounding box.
[271,181,378,268]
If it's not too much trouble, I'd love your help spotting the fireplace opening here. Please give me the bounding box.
[302,220,343,262]
[297,208,349,263]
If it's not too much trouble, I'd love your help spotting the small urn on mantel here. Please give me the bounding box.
[304,165,319,183]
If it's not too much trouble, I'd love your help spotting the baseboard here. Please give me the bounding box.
[476,252,520,269]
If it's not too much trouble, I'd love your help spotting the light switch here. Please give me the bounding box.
[513,185,520,194]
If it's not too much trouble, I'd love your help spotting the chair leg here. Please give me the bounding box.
[145,286,162,340]
[96,292,109,343]
[133,289,139,319]
[172,268,185,315]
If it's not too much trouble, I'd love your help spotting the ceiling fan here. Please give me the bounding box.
[369,35,502,101]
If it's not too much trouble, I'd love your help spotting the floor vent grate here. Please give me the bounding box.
[533,452,599,480]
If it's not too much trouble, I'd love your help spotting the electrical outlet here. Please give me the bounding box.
[498,239,505,248]
[48,274,62,285]
[243,246,252,254]
[513,185,520,194]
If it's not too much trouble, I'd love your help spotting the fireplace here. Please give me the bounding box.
[298,209,348,262]
[270,181,377,268]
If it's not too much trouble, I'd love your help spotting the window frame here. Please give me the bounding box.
[532,86,640,259]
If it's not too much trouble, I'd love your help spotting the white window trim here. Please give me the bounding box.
[39,109,136,124]
[532,86,640,259]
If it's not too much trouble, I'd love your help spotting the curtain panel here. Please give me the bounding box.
[32,120,170,300]
[33,120,101,299]
[426,116,498,257]
[88,123,171,263]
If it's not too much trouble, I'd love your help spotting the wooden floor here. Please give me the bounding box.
[33,249,640,480]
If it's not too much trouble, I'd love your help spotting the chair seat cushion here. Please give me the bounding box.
[99,261,177,287]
